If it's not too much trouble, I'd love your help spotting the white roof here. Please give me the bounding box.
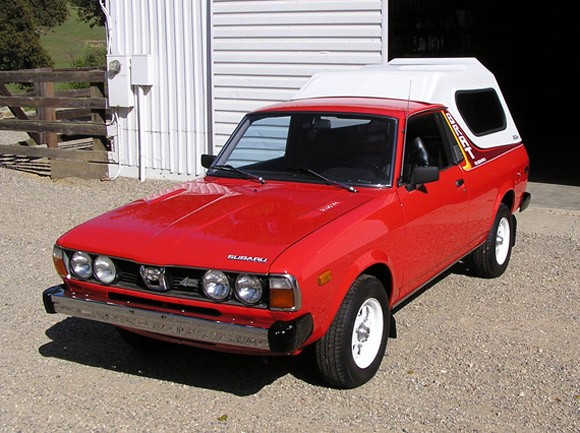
[293,58,521,148]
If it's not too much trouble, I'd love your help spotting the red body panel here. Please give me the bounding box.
[58,178,378,273]
[395,164,469,296]
[50,96,530,356]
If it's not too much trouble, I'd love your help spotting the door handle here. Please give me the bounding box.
[455,179,465,187]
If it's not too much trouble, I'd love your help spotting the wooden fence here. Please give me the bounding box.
[0,68,110,179]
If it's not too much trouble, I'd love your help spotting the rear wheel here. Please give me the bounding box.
[472,203,514,278]
[315,275,390,389]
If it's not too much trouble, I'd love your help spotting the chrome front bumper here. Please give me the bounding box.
[43,285,312,353]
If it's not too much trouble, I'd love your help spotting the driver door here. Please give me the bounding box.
[396,112,469,297]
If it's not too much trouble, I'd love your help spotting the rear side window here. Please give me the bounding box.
[456,88,506,136]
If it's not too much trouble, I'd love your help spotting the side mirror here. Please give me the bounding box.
[201,154,216,169]
[410,166,439,185]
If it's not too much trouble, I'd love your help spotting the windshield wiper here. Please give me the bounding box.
[212,165,265,184]
[291,167,358,193]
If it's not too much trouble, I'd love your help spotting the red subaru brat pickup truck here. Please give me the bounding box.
[43,58,530,388]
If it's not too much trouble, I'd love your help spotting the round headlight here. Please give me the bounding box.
[93,255,117,285]
[202,270,231,301]
[70,251,92,280]
[235,274,263,305]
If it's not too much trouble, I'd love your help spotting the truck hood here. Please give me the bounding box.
[58,178,379,272]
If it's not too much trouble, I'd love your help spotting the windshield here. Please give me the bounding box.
[208,112,397,187]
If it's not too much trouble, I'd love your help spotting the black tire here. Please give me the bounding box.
[314,275,390,389]
[472,203,514,278]
[116,327,166,351]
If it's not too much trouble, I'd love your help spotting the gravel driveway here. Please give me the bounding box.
[0,166,578,433]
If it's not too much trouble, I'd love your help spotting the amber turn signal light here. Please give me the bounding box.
[269,288,296,309]
[52,246,67,278]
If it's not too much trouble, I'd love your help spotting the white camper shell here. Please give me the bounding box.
[293,58,521,149]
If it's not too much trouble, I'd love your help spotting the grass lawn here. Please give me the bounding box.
[41,6,106,69]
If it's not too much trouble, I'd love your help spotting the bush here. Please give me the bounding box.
[67,44,106,89]
[72,45,107,68]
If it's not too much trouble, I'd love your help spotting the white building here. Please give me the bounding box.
[102,0,387,180]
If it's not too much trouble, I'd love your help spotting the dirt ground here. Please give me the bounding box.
[0,167,578,433]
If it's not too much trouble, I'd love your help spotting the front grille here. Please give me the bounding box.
[114,260,206,299]
[64,249,268,308]
[116,260,141,286]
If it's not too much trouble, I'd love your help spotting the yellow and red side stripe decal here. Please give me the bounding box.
[444,111,473,170]
[443,111,520,171]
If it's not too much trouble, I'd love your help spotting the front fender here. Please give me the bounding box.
[269,193,405,344]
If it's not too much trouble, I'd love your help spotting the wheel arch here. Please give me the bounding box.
[501,189,518,246]
[310,254,397,344]
[339,250,395,307]
[500,189,517,246]
[359,263,397,338]
[360,262,393,302]
[501,188,516,213]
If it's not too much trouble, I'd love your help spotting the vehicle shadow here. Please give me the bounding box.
[39,260,479,394]
[38,318,325,396]
[392,259,473,314]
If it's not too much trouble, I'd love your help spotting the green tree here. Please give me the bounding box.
[0,0,53,70]
[26,0,69,33]
[69,0,106,28]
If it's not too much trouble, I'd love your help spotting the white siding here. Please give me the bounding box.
[105,0,210,180]
[104,0,387,180]
[211,0,386,150]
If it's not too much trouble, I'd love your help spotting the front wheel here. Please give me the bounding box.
[315,275,390,389]
[472,203,514,278]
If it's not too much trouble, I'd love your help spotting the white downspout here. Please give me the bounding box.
[192,0,208,175]
[382,0,389,62]
[99,0,123,180]
[135,85,147,182]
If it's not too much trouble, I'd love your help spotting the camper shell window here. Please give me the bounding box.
[455,88,507,136]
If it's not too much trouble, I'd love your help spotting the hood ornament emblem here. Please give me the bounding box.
[140,266,169,291]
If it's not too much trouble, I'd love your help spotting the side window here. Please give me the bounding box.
[402,113,453,183]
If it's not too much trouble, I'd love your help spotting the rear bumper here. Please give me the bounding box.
[43,285,313,353]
